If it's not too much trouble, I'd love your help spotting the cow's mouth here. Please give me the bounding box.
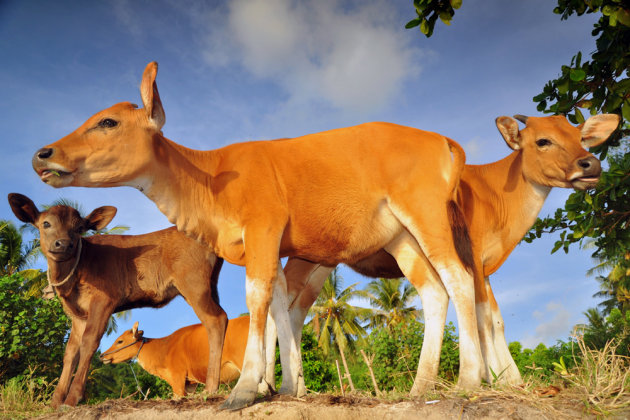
[570,175,600,190]
[40,168,71,181]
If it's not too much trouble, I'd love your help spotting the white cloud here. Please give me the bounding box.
[201,0,420,115]
[521,301,572,348]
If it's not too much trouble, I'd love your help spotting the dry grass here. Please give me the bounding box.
[556,337,630,416]
[0,369,55,420]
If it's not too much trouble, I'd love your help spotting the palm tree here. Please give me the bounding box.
[307,268,372,390]
[364,277,421,330]
[0,220,39,276]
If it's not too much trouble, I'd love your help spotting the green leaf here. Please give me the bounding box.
[622,99,630,122]
[405,18,421,29]
[450,0,462,9]
[420,19,430,35]
[569,68,586,82]
[574,107,585,124]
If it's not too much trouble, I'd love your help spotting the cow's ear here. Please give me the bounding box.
[496,116,522,150]
[140,62,165,130]
[581,114,620,148]
[8,193,40,224]
[84,206,117,231]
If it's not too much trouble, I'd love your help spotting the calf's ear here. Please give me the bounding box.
[8,193,40,224]
[85,206,117,231]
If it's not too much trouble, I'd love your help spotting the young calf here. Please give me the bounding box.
[101,316,249,396]
[8,193,227,408]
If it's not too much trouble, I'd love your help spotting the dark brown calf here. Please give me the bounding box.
[8,193,226,408]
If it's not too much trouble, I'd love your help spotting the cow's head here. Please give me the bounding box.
[495,114,619,190]
[100,321,145,364]
[32,62,165,189]
[8,193,116,262]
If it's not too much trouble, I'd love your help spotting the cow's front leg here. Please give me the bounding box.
[63,302,112,406]
[51,319,85,408]
[220,226,281,410]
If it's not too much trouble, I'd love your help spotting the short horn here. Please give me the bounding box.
[513,115,528,124]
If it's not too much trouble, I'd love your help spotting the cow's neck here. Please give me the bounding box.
[134,337,166,373]
[138,136,220,244]
[466,151,551,274]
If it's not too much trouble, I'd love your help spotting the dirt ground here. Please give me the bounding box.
[33,392,624,420]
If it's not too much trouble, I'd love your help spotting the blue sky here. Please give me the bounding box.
[1,0,603,352]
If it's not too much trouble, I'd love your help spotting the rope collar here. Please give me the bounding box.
[100,337,148,359]
[47,239,82,288]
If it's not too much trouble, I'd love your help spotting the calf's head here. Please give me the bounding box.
[495,114,619,190]
[8,193,117,262]
[32,62,165,189]
[100,321,145,364]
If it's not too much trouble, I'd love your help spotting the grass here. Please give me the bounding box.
[3,337,629,418]
[0,368,55,420]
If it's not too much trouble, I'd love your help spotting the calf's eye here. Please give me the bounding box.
[43,221,51,228]
[536,138,552,147]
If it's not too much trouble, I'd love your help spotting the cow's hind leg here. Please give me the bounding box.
[487,280,522,384]
[385,232,448,396]
[388,199,484,391]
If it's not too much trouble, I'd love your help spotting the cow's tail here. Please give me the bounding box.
[210,257,224,305]
[445,137,475,273]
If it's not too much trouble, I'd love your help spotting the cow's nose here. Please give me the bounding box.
[36,148,53,160]
[576,156,601,175]
[53,239,72,252]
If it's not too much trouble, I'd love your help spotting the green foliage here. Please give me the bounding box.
[509,340,577,379]
[0,220,39,277]
[85,352,172,402]
[524,0,630,316]
[273,327,336,393]
[368,318,459,392]
[0,274,71,385]
[364,278,421,330]
[406,0,462,37]
[308,269,372,356]
[581,307,630,356]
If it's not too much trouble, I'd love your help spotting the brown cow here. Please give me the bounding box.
[272,112,620,395]
[32,62,483,409]
[7,193,227,408]
[101,316,249,397]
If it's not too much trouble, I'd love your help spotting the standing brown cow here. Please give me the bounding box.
[8,193,226,408]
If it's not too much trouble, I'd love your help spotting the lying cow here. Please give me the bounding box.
[101,316,249,396]
[8,193,227,408]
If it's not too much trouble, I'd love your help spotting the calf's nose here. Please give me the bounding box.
[52,239,72,253]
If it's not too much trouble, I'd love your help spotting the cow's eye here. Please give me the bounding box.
[117,340,123,344]
[536,138,552,147]
[98,118,118,128]
[43,221,51,228]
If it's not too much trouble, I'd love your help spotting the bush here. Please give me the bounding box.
[0,274,71,385]
[368,319,459,392]
[274,327,336,393]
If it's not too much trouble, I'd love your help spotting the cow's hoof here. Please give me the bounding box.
[219,390,256,411]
